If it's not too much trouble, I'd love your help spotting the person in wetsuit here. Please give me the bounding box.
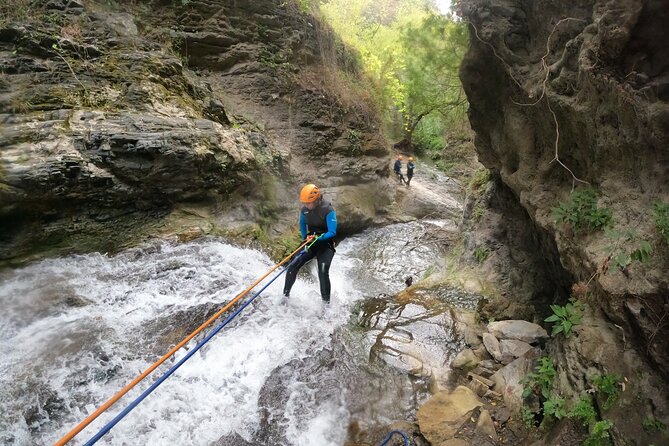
[406,156,415,186]
[393,155,406,184]
[283,184,337,304]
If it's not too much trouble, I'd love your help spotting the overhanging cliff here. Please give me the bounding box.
[460,0,669,443]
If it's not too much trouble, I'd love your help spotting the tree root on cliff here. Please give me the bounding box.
[469,18,590,189]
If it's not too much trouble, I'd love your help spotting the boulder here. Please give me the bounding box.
[487,320,547,344]
[482,332,505,362]
[476,409,498,442]
[499,339,533,362]
[417,386,483,446]
[490,353,536,411]
[451,348,481,371]
[468,377,489,397]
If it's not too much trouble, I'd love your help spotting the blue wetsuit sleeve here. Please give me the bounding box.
[299,212,307,239]
[319,210,337,242]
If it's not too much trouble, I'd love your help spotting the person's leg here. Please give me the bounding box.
[407,174,412,186]
[283,250,315,297]
[315,245,336,303]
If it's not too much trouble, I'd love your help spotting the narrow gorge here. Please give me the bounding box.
[1,1,667,445]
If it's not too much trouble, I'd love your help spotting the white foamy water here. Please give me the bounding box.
[0,238,365,446]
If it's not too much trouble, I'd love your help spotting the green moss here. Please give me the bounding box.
[219,224,302,263]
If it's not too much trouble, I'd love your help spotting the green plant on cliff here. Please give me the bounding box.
[552,188,612,233]
[652,202,669,245]
[474,246,489,263]
[0,0,33,25]
[522,357,556,399]
[543,395,567,420]
[544,300,583,337]
[569,396,598,426]
[469,168,490,191]
[604,228,653,272]
[520,407,538,428]
[593,374,622,411]
[583,420,614,446]
[642,417,667,434]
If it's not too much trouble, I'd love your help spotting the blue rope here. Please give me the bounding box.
[379,430,410,446]
[83,252,304,445]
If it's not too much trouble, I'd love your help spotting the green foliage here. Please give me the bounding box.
[318,0,469,148]
[583,420,613,446]
[298,0,311,12]
[653,202,669,245]
[642,417,666,434]
[552,188,612,233]
[605,228,653,272]
[569,397,597,425]
[399,14,468,144]
[593,374,622,411]
[520,406,538,428]
[472,203,486,222]
[413,114,446,152]
[522,357,556,399]
[469,168,490,191]
[0,0,33,25]
[630,240,653,262]
[544,301,583,337]
[543,395,567,420]
[346,129,363,155]
[474,246,489,263]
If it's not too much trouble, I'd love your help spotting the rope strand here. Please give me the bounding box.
[55,242,308,445]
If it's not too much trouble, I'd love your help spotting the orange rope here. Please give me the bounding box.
[54,240,308,446]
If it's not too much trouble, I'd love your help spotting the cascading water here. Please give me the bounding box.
[0,217,476,446]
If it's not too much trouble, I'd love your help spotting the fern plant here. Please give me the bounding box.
[583,420,613,446]
[569,396,597,425]
[593,374,622,410]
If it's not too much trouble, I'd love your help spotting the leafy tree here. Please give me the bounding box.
[318,0,469,150]
[396,13,468,147]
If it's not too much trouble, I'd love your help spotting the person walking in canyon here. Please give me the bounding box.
[283,184,338,304]
[406,156,415,187]
[393,155,406,184]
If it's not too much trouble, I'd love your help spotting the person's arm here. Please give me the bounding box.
[299,212,307,239]
[318,210,337,242]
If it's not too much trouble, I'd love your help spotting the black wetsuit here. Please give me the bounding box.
[283,199,337,303]
[407,161,415,186]
[394,159,405,184]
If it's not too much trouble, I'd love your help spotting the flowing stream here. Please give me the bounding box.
[0,169,479,446]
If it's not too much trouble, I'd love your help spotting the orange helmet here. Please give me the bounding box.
[408,156,414,161]
[300,184,321,203]
[397,155,403,160]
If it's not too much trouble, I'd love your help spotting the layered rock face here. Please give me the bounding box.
[460,0,669,442]
[0,0,391,263]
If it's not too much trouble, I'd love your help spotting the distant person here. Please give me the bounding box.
[393,155,406,184]
[283,184,337,304]
[406,156,415,186]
